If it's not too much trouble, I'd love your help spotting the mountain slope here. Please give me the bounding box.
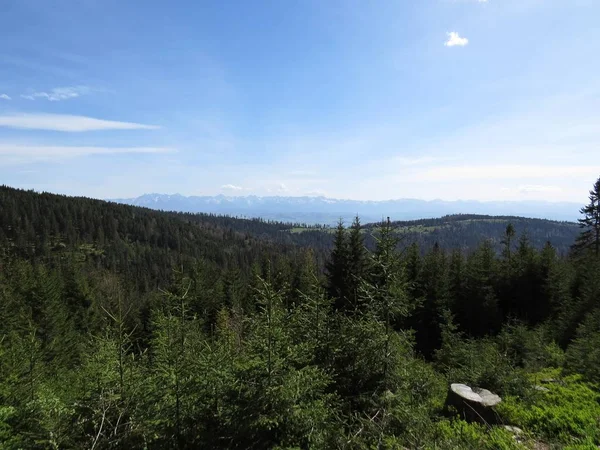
[111,193,581,224]
[0,186,316,290]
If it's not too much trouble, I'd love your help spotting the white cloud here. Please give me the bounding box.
[0,144,173,157]
[444,32,469,47]
[20,85,90,101]
[0,113,160,132]
[221,184,244,191]
[0,94,10,100]
[0,144,174,164]
[517,184,562,194]
[265,183,290,194]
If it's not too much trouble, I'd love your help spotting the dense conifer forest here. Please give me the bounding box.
[1,180,600,449]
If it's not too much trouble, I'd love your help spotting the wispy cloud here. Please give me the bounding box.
[444,32,469,47]
[501,184,562,195]
[0,113,160,132]
[271,183,289,194]
[221,184,244,191]
[0,94,10,100]
[0,143,174,164]
[20,85,90,101]
[405,164,600,182]
[517,184,562,194]
[392,156,455,166]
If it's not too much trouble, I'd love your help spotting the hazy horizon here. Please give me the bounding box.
[107,190,582,224]
[111,191,582,205]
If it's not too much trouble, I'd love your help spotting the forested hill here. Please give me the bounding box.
[288,214,579,255]
[0,185,323,290]
[369,214,579,254]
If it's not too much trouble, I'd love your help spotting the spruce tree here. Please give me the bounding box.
[231,276,336,449]
[347,216,370,308]
[573,176,600,258]
[79,275,145,448]
[447,249,465,316]
[460,240,501,336]
[501,223,516,263]
[326,220,350,311]
[413,243,449,357]
[404,242,423,308]
[144,267,209,448]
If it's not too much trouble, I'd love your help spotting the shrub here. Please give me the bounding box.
[433,419,524,450]
[498,368,600,446]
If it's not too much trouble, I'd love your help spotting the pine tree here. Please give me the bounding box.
[326,220,350,311]
[404,242,423,314]
[230,276,336,448]
[347,216,370,308]
[573,176,600,258]
[459,241,501,337]
[79,275,145,448]
[360,218,411,388]
[447,249,465,315]
[145,267,207,448]
[290,249,319,305]
[36,267,80,370]
[413,243,449,357]
[501,223,516,263]
[514,234,547,324]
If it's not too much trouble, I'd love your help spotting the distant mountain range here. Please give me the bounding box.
[110,193,582,225]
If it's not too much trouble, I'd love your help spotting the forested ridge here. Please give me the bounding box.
[291,214,579,256]
[1,180,600,449]
[370,214,578,254]
[0,185,329,290]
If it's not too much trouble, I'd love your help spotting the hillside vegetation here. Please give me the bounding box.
[290,214,579,255]
[1,181,600,449]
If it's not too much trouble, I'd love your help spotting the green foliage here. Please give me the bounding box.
[565,306,600,382]
[435,315,528,396]
[498,369,600,446]
[434,419,524,449]
[497,323,565,371]
[0,406,22,449]
[223,277,340,449]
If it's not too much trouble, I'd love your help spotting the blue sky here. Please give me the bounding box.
[1,0,599,202]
